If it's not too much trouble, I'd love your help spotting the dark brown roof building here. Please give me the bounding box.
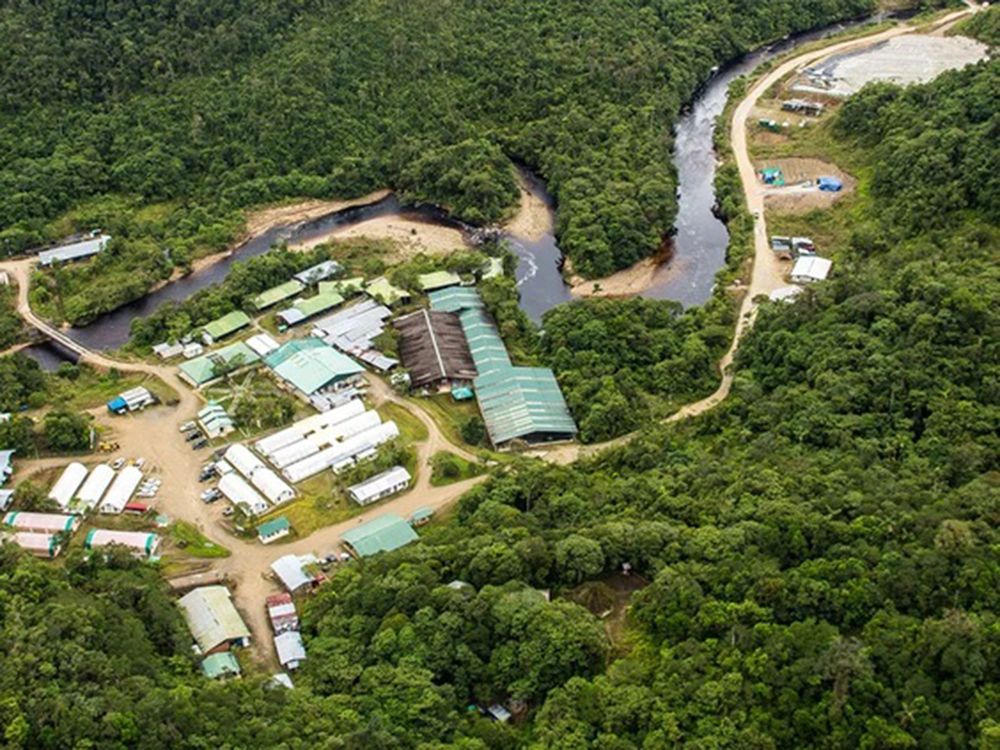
[393,309,477,389]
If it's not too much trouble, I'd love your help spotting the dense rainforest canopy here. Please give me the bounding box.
[1,37,996,747]
[0,0,875,323]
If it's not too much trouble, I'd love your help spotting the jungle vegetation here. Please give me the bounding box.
[2,0,874,324]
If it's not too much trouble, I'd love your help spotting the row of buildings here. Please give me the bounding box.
[1,510,159,559]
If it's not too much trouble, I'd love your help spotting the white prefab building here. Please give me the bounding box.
[790,256,832,283]
[274,631,306,670]
[270,554,317,593]
[219,473,269,516]
[119,386,155,411]
[348,466,412,506]
[100,466,143,514]
[3,511,80,535]
[85,529,160,559]
[267,439,320,470]
[48,463,89,510]
[246,333,280,358]
[224,444,266,480]
[281,421,399,484]
[74,464,115,512]
[254,399,365,458]
[308,410,382,449]
[7,531,61,558]
[251,468,295,505]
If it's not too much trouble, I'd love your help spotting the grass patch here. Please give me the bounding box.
[168,521,231,558]
[378,401,428,443]
[264,472,355,541]
[46,366,179,411]
[430,451,486,487]
[417,394,478,447]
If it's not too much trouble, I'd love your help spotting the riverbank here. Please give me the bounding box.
[290,214,468,257]
[504,171,554,242]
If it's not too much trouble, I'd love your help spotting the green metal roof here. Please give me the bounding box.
[474,366,577,445]
[201,651,241,679]
[366,277,409,306]
[294,291,344,318]
[320,277,365,296]
[341,513,418,557]
[428,286,482,313]
[418,270,462,292]
[411,506,433,521]
[264,339,363,395]
[252,280,305,310]
[258,516,290,538]
[202,311,251,341]
[179,342,261,386]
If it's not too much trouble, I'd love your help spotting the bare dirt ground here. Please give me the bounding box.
[568,256,664,298]
[291,215,468,258]
[757,157,856,213]
[243,192,391,237]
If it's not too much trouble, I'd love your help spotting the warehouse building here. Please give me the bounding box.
[341,513,418,558]
[790,256,832,283]
[264,339,363,397]
[312,298,393,355]
[294,260,342,286]
[252,280,305,311]
[218,473,269,517]
[394,309,477,390]
[3,511,80,535]
[364,277,409,306]
[106,386,155,414]
[38,234,111,266]
[201,311,251,345]
[254,400,364,457]
[246,333,280,358]
[73,464,115,513]
[277,291,344,329]
[251,467,295,506]
[280,420,399,484]
[224,444,266,479]
[321,277,365,297]
[179,342,260,387]
[48,462,88,510]
[348,466,412,506]
[418,270,462,292]
[84,529,160,559]
[178,586,251,654]
[99,466,143,514]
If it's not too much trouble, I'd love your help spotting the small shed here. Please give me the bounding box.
[817,176,843,192]
[258,516,291,544]
[0,450,13,486]
[790,256,832,284]
[270,554,318,593]
[347,466,412,506]
[410,506,434,527]
[266,593,299,633]
[274,631,306,670]
[294,260,342,286]
[201,651,241,680]
[198,402,235,438]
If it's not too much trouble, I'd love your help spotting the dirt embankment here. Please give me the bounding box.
[291,216,468,259]
[504,172,555,242]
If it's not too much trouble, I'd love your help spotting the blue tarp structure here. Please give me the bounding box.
[818,176,843,192]
[107,396,127,414]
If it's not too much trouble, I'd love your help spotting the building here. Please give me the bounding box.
[0,490,13,512]
[201,652,241,680]
[197,402,235,439]
[0,450,14,486]
[418,270,462,292]
[177,586,251,655]
[280,420,399,484]
[364,277,409,306]
[182,342,204,359]
[48,462,88,510]
[38,234,110,266]
[294,260,342,286]
[313,298,393,355]
[224,444,266,479]
[429,287,577,448]
[99,466,143,514]
[251,468,295,506]
[277,291,344,329]
[769,286,804,303]
[274,631,306,670]
[106,386,155,415]
[264,339,363,397]
[73,464,115,512]
[270,554,318,593]
[201,311,252,345]
[251,280,305,311]
[266,593,299,633]
[152,342,184,360]
[257,516,292,544]
[341,513,418,558]
[348,466,412,506]
[474,366,578,447]
[84,529,160,559]
[411,506,434,527]
[781,99,824,116]
[3,511,80,535]
[320,277,365,296]
[254,399,365,458]
[790,256,832,283]
[393,309,477,390]
[218,473,269,517]
[246,333,280,358]
[178,342,260,387]
[791,237,816,254]
[6,531,61,558]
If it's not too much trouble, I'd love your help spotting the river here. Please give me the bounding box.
[29,11,895,362]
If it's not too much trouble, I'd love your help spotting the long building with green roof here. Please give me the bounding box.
[341,513,418,557]
[179,342,260,386]
[201,310,251,344]
[264,338,363,396]
[252,279,305,311]
[429,286,576,447]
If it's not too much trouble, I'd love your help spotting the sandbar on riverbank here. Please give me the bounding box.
[290,214,468,257]
[504,172,555,242]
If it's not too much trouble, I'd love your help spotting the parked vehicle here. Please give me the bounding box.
[179,421,197,432]
[185,431,202,443]
[134,457,146,468]
[110,458,126,470]
[200,488,221,502]
[192,439,208,450]
[221,506,234,517]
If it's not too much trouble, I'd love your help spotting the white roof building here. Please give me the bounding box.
[769,286,804,303]
[274,631,306,670]
[0,490,13,512]
[224,444,266,480]
[3,511,80,535]
[308,410,382,449]
[254,399,365,458]
[270,554,317,592]
[152,342,185,360]
[74,464,115,512]
[281,421,399,484]
[38,235,110,266]
[348,466,412,506]
[177,586,251,654]
[267,439,320,470]
[99,466,143,514]
[218,473,269,516]
[790,256,832,283]
[246,333,280,358]
[250,467,295,506]
[5,531,61,558]
[85,529,160,558]
[48,462,88,510]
